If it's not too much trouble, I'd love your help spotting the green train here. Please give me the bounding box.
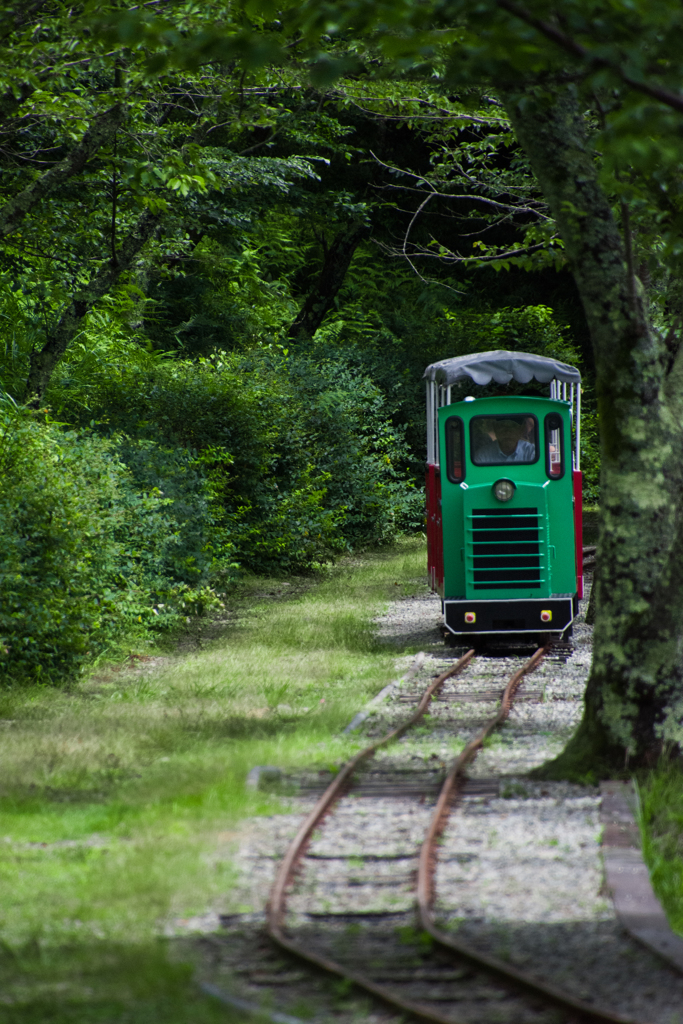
[425,351,583,641]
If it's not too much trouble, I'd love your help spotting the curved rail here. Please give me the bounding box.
[416,645,546,915]
[267,646,643,1024]
[268,649,475,934]
[268,650,476,1024]
[416,647,638,1024]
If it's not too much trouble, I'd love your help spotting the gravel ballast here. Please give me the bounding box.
[191,577,683,1023]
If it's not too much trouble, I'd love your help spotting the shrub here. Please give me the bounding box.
[51,348,421,572]
[0,398,228,684]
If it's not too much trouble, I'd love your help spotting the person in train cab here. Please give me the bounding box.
[522,415,535,442]
[474,415,536,463]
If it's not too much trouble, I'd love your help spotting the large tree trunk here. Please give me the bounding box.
[287,223,370,340]
[25,208,161,401]
[503,83,683,776]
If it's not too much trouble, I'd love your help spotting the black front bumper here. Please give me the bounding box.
[444,597,574,635]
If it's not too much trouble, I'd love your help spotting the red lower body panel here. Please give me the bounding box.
[426,465,443,595]
[573,469,583,599]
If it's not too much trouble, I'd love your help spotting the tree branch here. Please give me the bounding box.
[377,236,554,264]
[370,238,466,295]
[25,208,162,401]
[288,223,370,340]
[497,0,683,115]
[0,104,125,240]
[381,180,551,218]
[403,192,436,261]
[370,151,551,219]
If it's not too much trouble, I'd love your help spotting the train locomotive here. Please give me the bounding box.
[425,350,583,642]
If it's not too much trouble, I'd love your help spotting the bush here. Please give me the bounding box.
[0,398,228,684]
[51,348,421,573]
[0,344,423,684]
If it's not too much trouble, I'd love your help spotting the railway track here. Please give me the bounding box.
[198,581,683,1023]
[265,643,644,1024]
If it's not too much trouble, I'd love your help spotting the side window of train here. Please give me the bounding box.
[545,413,564,478]
[445,417,465,483]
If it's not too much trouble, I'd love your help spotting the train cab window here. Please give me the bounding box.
[445,417,465,482]
[545,413,565,478]
[470,415,538,465]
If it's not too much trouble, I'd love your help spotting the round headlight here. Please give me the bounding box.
[493,479,515,502]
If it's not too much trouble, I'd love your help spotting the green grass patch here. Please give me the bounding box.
[639,764,683,936]
[0,537,427,1020]
[0,942,242,1024]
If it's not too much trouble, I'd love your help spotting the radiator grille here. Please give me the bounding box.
[468,506,544,590]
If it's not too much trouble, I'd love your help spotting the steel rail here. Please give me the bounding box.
[267,645,645,1024]
[417,646,644,1024]
[267,649,476,1024]
[417,644,547,913]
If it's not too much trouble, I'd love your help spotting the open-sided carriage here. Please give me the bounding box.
[425,350,583,641]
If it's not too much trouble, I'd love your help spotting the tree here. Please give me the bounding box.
[287,222,370,339]
[0,105,125,240]
[368,103,562,275]
[503,83,683,774]
[0,2,325,399]
[24,207,162,399]
[437,1,683,773]
[133,0,683,774]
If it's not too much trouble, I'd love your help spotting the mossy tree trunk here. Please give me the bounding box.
[504,83,683,777]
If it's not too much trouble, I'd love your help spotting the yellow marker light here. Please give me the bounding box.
[465,611,476,624]
[540,610,552,623]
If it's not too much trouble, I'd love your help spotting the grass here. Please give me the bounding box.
[639,764,683,936]
[0,943,244,1024]
[0,536,428,1020]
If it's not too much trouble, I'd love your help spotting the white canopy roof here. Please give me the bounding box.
[424,350,581,386]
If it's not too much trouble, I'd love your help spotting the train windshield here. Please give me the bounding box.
[470,415,538,465]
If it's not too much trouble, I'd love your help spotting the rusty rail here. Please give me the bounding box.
[417,646,638,1024]
[268,649,475,933]
[267,645,643,1024]
[267,650,476,1024]
[416,645,546,914]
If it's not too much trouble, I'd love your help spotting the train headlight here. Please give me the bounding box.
[493,478,515,502]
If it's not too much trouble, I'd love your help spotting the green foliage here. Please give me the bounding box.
[52,345,421,573]
[639,765,683,935]
[443,305,577,364]
[307,293,583,465]
[579,405,600,505]
[0,396,228,684]
[0,2,596,687]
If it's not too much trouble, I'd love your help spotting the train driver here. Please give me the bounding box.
[473,415,536,463]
